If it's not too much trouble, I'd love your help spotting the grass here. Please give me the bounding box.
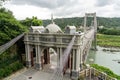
[97,34,120,48]
[91,64,120,80]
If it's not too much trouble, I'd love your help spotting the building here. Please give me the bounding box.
[24,21,83,79]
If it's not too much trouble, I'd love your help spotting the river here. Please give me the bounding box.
[86,46,120,75]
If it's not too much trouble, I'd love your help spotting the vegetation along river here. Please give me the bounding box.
[86,46,120,75]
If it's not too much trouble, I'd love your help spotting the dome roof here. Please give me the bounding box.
[45,23,62,33]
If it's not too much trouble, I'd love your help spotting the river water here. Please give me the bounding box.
[86,46,120,75]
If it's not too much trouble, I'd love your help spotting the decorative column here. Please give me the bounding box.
[71,49,75,72]
[76,48,80,71]
[57,47,60,68]
[80,47,83,70]
[60,47,62,70]
[35,45,42,70]
[71,49,76,80]
[25,44,31,68]
[71,49,80,80]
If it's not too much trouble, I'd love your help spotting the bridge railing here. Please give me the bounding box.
[0,33,24,54]
[79,67,117,80]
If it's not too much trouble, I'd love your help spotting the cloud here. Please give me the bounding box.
[3,0,120,20]
[113,1,120,10]
[95,0,114,7]
[10,0,84,18]
[11,0,68,9]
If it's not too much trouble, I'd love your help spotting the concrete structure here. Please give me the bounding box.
[0,13,116,80]
[84,13,97,50]
[29,26,45,33]
[65,25,76,34]
[24,13,97,80]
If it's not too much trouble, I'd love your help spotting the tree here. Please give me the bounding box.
[20,16,43,27]
[31,16,43,26]
[0,8,27,45]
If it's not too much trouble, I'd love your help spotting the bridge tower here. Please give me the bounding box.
[84,13,97,50]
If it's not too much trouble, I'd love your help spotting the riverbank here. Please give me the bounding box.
[87,46,120,75]
[90,64,120,80]
[97,34,120,48]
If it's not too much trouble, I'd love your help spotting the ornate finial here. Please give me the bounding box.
[51,14,54,24]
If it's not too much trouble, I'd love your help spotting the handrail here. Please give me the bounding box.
[79,67,117,80]
[0,33,24,54]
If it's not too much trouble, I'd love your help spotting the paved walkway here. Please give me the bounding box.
[8,53,71,80]
[11,68,70,80]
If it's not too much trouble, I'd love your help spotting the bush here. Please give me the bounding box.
[98,28,120,35]
[0,69,5,79]
[0,61,24,79]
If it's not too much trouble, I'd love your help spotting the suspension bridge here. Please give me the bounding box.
[0,13,116,80]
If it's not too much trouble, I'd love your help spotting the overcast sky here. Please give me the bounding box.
[3,0,120,20]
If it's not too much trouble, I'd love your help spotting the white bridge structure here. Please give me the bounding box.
[24,13,97,80]
[0,13,116,80]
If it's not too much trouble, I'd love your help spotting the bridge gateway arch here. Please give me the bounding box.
[24,13,97,80]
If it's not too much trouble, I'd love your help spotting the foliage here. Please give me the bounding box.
[0,61,23,78]
[91,64,120,80]
[20,16,43,27]
[43,17,84,30]
[0,51,23,79]
[0,8,27,45]
[43,17,120,30]
[0,52,18,68]
[97,34,120,48]
[98,28,120,35]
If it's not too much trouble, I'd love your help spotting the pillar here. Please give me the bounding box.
[25,44,31,68]
[71,49,79,80]
[31,51,34,66]
[72,49,75,71]
[69,54,71,69]
[60,48,63,70]
[35,45,42,70]
[76,48,80,71]
[57,47,60,68]
[41,53,44,69]
[80,47,83,70]
[47,48,50,64]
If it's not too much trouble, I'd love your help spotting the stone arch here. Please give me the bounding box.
[41,47,57,69]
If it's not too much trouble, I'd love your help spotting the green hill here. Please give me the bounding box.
[43,17,120,29]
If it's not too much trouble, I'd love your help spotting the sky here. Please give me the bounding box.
[3,0,120,20]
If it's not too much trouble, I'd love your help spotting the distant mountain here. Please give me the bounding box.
[43,17,120,29]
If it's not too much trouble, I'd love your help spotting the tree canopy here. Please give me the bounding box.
[20,16,43,27]
[43,17,120,30]
[0,8,27,45]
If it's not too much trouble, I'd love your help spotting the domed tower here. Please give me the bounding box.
[44,14,63,33]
